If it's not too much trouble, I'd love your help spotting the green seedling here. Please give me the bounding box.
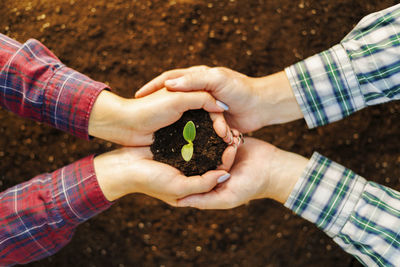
[181,121,196,162]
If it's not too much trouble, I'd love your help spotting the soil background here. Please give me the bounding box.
[1,0,399,266]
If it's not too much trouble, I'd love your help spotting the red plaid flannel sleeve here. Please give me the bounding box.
[0,34,113,265]
[0,156,112,266]
[0,33,108,139]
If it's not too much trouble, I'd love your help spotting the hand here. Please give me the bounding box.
[89,89,238,147]
[176,138,309,209]
[94,147,233,205]
[135,66,304,133]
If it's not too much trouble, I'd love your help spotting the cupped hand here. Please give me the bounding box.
[176,138,309,209]
[135,66,303,133]
[94,147,233,205]
[89,89,240,148]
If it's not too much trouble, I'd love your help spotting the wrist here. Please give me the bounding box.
[93,149,139,201]
[252,71,304,127]
[88,90,130,143]
[267,148,309,204]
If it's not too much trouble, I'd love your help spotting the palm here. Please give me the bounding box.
[126,147,234,207]
[214,79,263,133]
[126,88,232,146]
[178,138,277,209]
[135,66,264,133]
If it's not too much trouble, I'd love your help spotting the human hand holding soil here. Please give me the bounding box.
[176,138,309,209]
[89,88,239,203]
[135,66,304,132]
[88,88,237,147]
[135,67,310,207]
[93,147,232,204]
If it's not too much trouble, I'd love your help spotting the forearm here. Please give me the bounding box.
[0,156,111,266]
[285,153,400,266]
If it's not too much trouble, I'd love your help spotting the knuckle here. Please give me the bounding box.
[202,91,214,101]
[209,67,227,81]
[161,70,174,78]
[204,179,216,191]
[186,72,196,82]
[191,65,209,72]
[174,183,188,197]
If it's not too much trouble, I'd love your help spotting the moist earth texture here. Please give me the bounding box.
[151,109,226,176]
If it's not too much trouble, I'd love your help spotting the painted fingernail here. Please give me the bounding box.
[217,173,231,183]
[165,77,185,88]
[216,100,229,111]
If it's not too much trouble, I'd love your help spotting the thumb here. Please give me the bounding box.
[180,170,230,197]
[177,186,232,210]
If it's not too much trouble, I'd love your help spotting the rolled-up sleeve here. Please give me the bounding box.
[0,34,108,139]
[285,153,400,266]
[0,156,112,266]
[285,4,400,128]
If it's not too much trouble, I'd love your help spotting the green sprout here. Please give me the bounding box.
[181,121,196,162]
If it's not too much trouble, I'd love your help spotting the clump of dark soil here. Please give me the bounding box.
[151,109,227,176]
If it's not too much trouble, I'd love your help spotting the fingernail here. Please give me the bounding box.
[217,173,231,183]
[216,100,229,111]
[165,77,185,88]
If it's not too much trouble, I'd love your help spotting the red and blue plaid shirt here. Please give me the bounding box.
[0,34,112,266]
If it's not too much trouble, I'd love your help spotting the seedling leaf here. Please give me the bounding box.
[183,121,196,142]
[181,143,194,162]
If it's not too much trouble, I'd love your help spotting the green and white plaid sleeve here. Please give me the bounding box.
[285,153,400,266]
[285,4,400,128]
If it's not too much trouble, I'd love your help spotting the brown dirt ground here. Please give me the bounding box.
[1,0,399,266]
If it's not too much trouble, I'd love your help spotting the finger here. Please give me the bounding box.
[176,189,232,209]
[178,170,229,197]
[231,129,243,147]
[135,66,209,98]
[218,145,236,171]
[209,112,230,141]
[135,69,187,98]
[174,91,225,113]
[236,131,244,147]
[209,113,237,145]
[164,69,211,91]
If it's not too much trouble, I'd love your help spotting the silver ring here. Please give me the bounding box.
[227,130,234,145]
[238,133,244,145]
